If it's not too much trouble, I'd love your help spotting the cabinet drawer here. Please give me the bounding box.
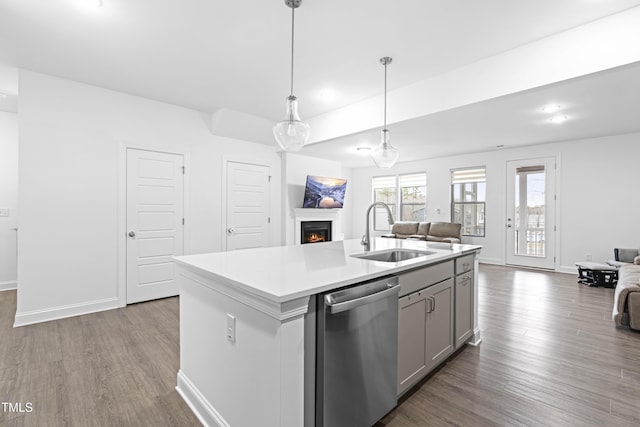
[455,254,474,274]
[399,260,454,297]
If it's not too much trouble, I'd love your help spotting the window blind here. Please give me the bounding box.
[399,173,426,187]
[451,167,486,184]
[372,175,396,189]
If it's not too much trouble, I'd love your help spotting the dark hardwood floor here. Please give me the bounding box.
[0,293,201,427]
[1,264,639,426]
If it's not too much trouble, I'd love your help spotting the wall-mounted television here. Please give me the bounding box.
[302,175,347,208]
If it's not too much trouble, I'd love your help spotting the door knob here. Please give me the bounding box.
[128,231,136,238]
[227,227,235,235]
[507,224,512,228]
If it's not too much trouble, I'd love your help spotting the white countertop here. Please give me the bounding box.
[174,238,481,304]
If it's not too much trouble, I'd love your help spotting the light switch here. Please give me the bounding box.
[226,313,236,343]
[0,208,9,217]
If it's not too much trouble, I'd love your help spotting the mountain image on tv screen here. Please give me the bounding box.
[302,175,347,208]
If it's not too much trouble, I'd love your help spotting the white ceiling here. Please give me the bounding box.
[1,0,640,166]
[303,62,640,167]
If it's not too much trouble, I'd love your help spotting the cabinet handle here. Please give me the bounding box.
[426,296,432,313]
[463,262,470,270]
[430,296,436,312]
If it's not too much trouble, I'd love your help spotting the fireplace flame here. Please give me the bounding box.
[306,233,325,243]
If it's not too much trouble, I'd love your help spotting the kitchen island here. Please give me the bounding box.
[174,238,481,427]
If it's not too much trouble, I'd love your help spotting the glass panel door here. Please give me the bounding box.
[506,158,556,269]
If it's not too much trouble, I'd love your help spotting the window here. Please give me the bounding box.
[400,173,427,221]
[372,173,426,230]
[451,167,486,237]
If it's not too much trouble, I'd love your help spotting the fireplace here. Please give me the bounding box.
[301,221,332,244]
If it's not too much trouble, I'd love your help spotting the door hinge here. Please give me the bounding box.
[268,175,272,182]
[181,166,185,174]
[268,217,271,224]
[554,225,556,231]
[182,218,185,225]
[554,194,556,201]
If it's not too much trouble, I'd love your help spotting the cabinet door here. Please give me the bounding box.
[397,291,428,395]
[455,271,474,348]
[425,278,454,372]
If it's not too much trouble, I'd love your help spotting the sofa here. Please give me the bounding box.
[381,221,462,244]
[611,248,640,331]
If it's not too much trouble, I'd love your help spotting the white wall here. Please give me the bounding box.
[16,70,282,325]
[0,111,18,289]
[282,153,354,245]
[351,133,640,273]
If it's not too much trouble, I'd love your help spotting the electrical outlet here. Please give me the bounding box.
[586,254,592,261]
[226,313,236,343]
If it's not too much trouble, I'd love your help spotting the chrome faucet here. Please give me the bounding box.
[361,202,395,251]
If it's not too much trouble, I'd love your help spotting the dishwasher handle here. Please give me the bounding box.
[326,282,400,314]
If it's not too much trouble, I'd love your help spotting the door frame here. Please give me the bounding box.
[222,155,273,252]
[117,143,190,307]
[505,156,558,270]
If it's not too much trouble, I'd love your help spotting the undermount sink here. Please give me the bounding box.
[352,249,435,263]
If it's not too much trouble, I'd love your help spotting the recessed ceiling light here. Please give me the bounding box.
[549,115,568,124]
[542,104,561,113]
[356,147,371,156]
[318,88,337,102]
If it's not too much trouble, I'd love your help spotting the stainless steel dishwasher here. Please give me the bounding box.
[316,276,400,427]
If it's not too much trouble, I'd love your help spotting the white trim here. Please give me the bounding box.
[13,297,119,327]
[477,257,502,266]
[176,370,229,427]
[117,141,191,308]
[179,268,310,321]
[0,280,17,291]
[559,265,579,275]
[467,328,483,346]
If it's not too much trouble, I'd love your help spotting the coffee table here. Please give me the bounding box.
[575,262,618,288]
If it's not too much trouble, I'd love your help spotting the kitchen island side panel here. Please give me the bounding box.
[177,268,306,427]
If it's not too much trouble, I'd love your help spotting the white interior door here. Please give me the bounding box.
[226,161,270,251]
[126,148,184,304]
[506,157,556,269]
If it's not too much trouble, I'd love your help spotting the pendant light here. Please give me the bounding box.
[371,57,399,168]
[273,0,310,152]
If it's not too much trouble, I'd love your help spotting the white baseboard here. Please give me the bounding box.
[13,297,119,327]
[0,280,17,291]
[559,265,579,275]
[176,370,229,427]
[477,257,502,265]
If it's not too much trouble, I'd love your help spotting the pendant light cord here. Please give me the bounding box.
[290,6,295,97]
[383,60,387,130]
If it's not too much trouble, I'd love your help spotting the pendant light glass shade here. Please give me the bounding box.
[371,56,399,168]
[273,0,309,152]
[371,129,399,168]
[273,95,310,152]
